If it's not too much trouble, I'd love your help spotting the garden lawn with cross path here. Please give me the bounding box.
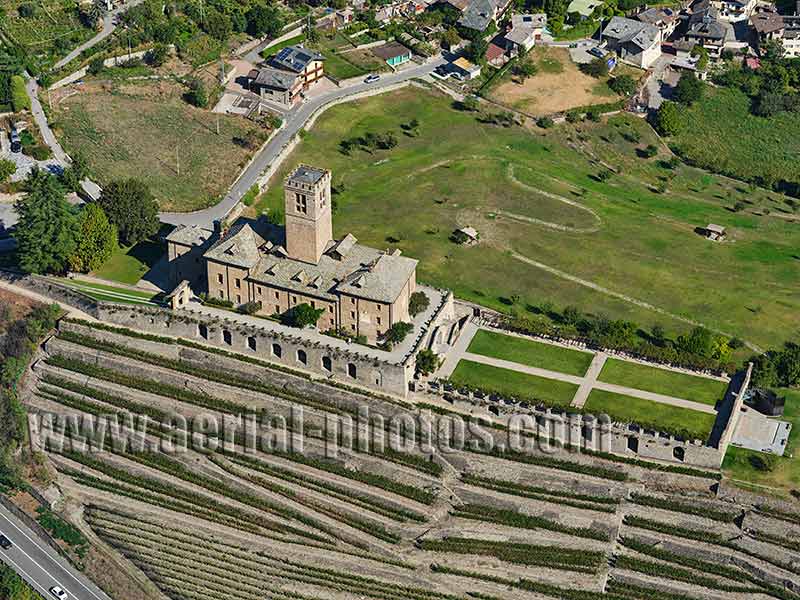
[598,358,729,407]
[467,329,593,377]
[450,360,578,408]
[250,86,800,350]
[583,389,717,441]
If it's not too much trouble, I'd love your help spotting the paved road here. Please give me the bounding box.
[0,503,110,600]
[159,56,447,227]
[52,0,146,71]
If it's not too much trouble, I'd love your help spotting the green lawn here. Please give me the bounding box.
[92,240,164,286]
[584,389,717,441]
[450,360,578,408]
[598,358,729,406]
[467,329,593,376]
[722,388,800,495]
[250,87,800,349]
[671,87,800,195]
[62,279,160,305]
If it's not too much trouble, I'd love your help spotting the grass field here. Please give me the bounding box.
[52,80,262,211]
[598,358,729,407]
[671,87,800,193]
[584,389,717,441]
[309,33,385,80]
[450,360,578,407]
[467,329,593,376]
[60,279,159,304]
[722,388,800,494]
[251,87,800,349]
[91,240,164,286]
[487,47,639,115]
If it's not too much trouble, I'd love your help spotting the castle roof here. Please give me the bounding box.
[204,222,267,269]
[165,224,214,247]
[288,164,327,185]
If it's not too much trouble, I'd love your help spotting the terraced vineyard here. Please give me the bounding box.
[23,318,800,600]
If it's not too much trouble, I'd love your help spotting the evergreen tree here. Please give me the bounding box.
[98,179,159,246]
[13,169,77,274]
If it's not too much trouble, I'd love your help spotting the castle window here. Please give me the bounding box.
[377,317,381,325]
[236,294,241,304]
[275,304,280,313]
[198,324,208,340]
[295,192,308,214]
[219,290,224,299]
[292,296,297,304]
[235,278,241,289]
[376,303,380,311]
[350,311,355,319]
[272,343,282,358]
[257,286,262,295]
[311,301,316,308]
[247,336,257,351]
[217,274,223,284]
[275,291,280,299]
[347,363,357,379]
[297,349,307,365]
[329,306,333,313]
[673,447,685,462]
[223,330,232,345]
[322,356,332,372]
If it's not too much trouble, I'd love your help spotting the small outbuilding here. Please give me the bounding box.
[372,42,413,67]
[452,57,482,79]
[451,226,479,245]
[700,223,727,241]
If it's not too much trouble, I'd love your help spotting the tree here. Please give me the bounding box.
[641,144,658,158]
[246,4,284,37]
[281,303,324,328]
[204,9,232,42]
[98,179,159,246]
[441,27,460,49]
[460,95,480,112]
[676,326,714,358]
[580,57,609,78]
[415,349,440,375]
[514,60,538,82]
[673,72,704,105]
[384,321,414,347]
[185,77,209,108]
[68,204,117,273]
[87,56,105,75]
[690,45,709,71]
[0,159,15,183]
[60,153,90,192]
[654,101,681,136]
[464,39,488,64]
[409,291,430,317]
[608,74,636,96]
[13,169,77,274]
[146,43,170,67]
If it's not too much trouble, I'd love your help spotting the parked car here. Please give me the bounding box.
[450,72,464,81]
[364,74,380,84]
[50,586,68,600]
[589,46,606,58]
[0,534,12,549]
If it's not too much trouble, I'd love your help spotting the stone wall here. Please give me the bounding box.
[427,382,724,469]
[94,303,411,397]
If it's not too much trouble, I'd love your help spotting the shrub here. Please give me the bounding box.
[280,303,323,328]
[609,74,636,96]
[88,56,106,75]
[580,57,609,78]
[536,116,554,129]
[641,144,658,158]
[408,291,430,316]
[415,349,439,375]
[383,321,413,346]
[748,452,778,472]
[237,301,261,315]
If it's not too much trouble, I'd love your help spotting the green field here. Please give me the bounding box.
[598,358,729,407]
[467,329,593,376]
[450,360,578,407]
[252,87,800,349]
[53,81,264,211]
[722,388,800,494]
[584,389,716,441]
[671,87,800,194]
[60,279,159,305]
[91,240,164,286]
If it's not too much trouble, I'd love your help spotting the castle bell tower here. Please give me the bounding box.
[284,165,333,265]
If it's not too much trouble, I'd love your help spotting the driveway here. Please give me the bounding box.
[160,55,447,227]
[645,53,676,110]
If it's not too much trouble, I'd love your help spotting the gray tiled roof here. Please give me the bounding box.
[458,0,494,30]
[505,13,546,45]
[687,7,727,40]
[250,67,299,91]
[204,222,267,269]
[602,16,660,50]
[637,7,679,26]
[289,164,327,185]
[269,45,325,73]
[166,224,214,247]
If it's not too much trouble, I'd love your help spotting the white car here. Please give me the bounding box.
[50,586,68,600]
[364,74,380,84]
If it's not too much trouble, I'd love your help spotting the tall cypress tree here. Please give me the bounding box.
[13,168,78,274]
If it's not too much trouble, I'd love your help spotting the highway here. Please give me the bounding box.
[0,503,111,600]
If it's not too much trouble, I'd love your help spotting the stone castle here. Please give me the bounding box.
[166,165,418,343]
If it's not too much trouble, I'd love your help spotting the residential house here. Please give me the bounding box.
[636,6,680,39]
[485,41,507,65]
[784,16,800,57]
[247,46,325,107]
[751,9,800,57]
[452,56,482,78]
[169,165,419,344]
[601,16,662,68]
[700,223,726,241]
[457,0,512,32]
[372,41,413,67]
[682,6,731,57]
[504,13,547,52]
[711,0,756,21]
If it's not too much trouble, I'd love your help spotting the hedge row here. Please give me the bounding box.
[220,450,426,522]
[749,529,800,553]
[620,536,794,600]
[605,578,707,600]
[461,473,618,509]
[452,504,610,541]
[629,493,738,523]
[418,537,604,572]
[471,445,628,482]
[614,554,760,594]
[429,564,630,600]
